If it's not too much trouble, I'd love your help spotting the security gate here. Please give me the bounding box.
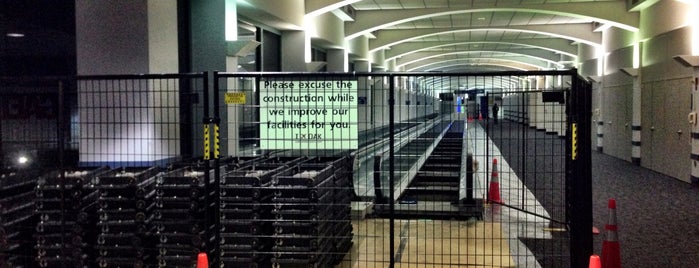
[0,70,590,268]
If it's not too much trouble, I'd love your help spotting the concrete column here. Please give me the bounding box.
[76,0,181,166]
[535,76,546,131]
[630,70,642,165]
[225,57,240,156]
[281,30,306,71]
[77,0,149,74]
[190,0,226,72]
[326,49,346,72]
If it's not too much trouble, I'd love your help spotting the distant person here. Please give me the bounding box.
[492,103,499,124]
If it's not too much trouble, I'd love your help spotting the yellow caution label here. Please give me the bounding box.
[203,125,210,160]
[571,123,578,160]
[224,92,246,104]
[214,124,220,159]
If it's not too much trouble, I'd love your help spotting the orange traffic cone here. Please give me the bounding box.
[196,252,208,268]
[589,255,601,268]
[478,112,483,121]
[601,198,621,268]
[487,158,501,203]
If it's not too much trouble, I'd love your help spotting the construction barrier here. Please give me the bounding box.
[488,158,502,203]
[601,198,621,268]
[589,254,601,268]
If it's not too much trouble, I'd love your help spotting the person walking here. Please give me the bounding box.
[492,102,499,124]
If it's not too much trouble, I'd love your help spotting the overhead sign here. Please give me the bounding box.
[260,80,358,150]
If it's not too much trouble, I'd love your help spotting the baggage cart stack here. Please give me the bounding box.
[154,166,214,268]
[218,156,305,268]
[219,164,284,268]
[269,163,338,268]
[312,155,355,264]
[93,167,161,268]
[1,169,38,267]
[34,167,109,268]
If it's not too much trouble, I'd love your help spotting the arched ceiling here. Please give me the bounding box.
[339,0,637,71]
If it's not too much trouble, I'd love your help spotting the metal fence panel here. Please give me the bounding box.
[0,70,590,268]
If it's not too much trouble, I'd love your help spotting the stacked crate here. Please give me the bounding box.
[154,166,213,268]
[218,163,284,268]
[218,157,306,268]
[34,167,109,268]
[93,166,161,268]
[1,169,38,267]
[316,155,355,264]
[268,164,337,268]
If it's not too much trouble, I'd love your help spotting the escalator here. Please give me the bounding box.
[399,127,462,203]
[374,121,482,220]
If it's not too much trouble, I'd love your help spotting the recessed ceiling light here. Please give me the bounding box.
[6,33,25,38]
[477,17,486,21]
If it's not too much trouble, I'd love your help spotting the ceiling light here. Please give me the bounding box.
[17,156,29,165]
[6,32,25,38]
[477,17,486,21]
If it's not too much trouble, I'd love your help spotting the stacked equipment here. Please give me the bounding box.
[218,157,305,268]
[154,166,214,268]
[34,166,109,267]
[313,156,355,264]
[1,170,38,267]
[93,167,161,268]
[269,163,338,268]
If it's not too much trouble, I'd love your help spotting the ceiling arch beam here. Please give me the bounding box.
[405,57,545,72]
[395,49,564,68]
[370,24,601,52]
[428,63,530,72]
[345,2,638,39]
[385,39,577,61]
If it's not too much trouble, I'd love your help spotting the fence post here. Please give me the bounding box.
[211,71,221,267]
[567,72,593,268]
[388,73,396,268]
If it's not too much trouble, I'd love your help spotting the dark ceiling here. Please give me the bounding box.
[1,0,76,76]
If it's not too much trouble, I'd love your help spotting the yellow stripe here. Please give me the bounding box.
[214,124,220,159]
[571,123,578,160]
[203,125,210,160]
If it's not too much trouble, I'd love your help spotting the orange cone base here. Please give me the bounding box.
[601,241,621,268]
[487,182,501,203]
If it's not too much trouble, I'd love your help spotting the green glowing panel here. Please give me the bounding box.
[260,80,358,150]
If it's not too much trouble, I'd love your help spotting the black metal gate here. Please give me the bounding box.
[211,70,592,268]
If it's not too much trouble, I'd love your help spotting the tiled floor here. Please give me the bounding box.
[337,219,515,267]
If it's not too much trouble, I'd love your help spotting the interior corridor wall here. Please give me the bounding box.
[640,27,693,182]
[601,46,634,162]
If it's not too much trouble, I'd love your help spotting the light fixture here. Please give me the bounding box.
[6,32,24,38]
[17,156,29,165]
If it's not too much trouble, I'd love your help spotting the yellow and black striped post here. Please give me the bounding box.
[214,124,220,159]
[571,123,578,160]
[203,125,211,160]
